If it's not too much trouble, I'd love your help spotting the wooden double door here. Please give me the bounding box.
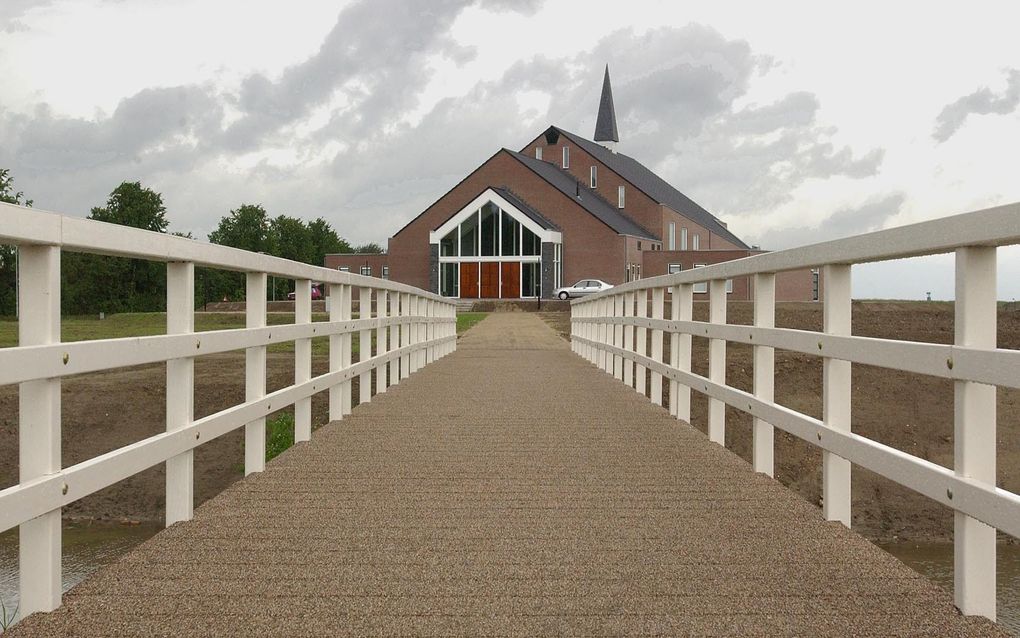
[458,262,521,298]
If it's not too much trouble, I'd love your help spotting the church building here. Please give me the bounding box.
[326,68,816,302]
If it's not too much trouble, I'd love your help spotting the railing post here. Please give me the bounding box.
[613,294,624,380]
[400,293,411,379]
[598,297,608,372]
[635,291,647,396]
[753,273,775,476]
[391,293,402,386]
[426,299,435,364]
[651,287,664,406]
[623,292,634,387]
[674,283,693,422]
[822,264,851,526]
[166,261,195,524]
[329,283,344,420]
[416,296,426,371]
[341,284,353,416]
[245,272,267,475]
[377,290,389,393]
[359,286,372,406]
[18,244,61,615]
[708,279,727,444]
[294,279,312,442]
[954,246,997,620]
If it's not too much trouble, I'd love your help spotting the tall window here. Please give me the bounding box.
[460,212,478,256]
[590,165,597,188]
[554,244,562,288]
[480,202,498,257]
[535,146,543,160]
[522,262,540,297]
[618,185,625,208]
[440,263,458,297]
[668,222,676,250]
[680,227,688,250]
[562,146,569,168]
[381,265,390,280]
[360,265,372,277]
[692,233,700,250]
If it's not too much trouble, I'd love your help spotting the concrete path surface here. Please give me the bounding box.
[12,313,1005,636]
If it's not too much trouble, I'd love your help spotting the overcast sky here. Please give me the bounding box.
[2,0,1018,299]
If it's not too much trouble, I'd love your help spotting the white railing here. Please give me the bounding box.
[0,202,457,617]
[570,202,1020,623]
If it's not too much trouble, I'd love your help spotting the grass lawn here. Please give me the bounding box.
[456,312,487,333]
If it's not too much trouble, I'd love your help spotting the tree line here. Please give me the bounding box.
[0,170,383,315]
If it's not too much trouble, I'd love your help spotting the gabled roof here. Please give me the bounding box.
[505,149,658,240]
[594,65,619,143]
[548,127,750,249]
[491,187,560,231]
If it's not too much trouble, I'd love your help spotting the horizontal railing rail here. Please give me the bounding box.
[0,201,458,619]
[570,202,1020,624]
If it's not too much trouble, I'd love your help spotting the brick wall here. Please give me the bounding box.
[387,150,627,291]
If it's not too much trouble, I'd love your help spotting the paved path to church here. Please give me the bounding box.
[12,313,1004,636]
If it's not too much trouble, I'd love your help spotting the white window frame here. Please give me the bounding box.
[668,222,676,251]
[668,263,682,274]
[535,146,542,160]
[692,233,700,250]
[360,265,371,277]
[338,266,350,272]
[562,145,569,169]
[590,165,597,188]
[681,227,688,250]
[693,264,707,293]
[726,278,734,294]
[618,185,625,208]
[381,265,389,280]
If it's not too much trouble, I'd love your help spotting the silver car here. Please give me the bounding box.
[555,279,613,300]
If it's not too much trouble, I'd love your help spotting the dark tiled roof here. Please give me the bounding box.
[594,65,619,143]
[551,127,750,249]
[492,187,561,231]
[505,149,658,240]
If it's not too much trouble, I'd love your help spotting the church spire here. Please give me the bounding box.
[593,64,619,147]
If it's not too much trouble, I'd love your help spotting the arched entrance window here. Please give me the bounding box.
[430,188,562,299]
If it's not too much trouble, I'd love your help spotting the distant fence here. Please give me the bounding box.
[0,201,457,617]
[570,202,1020,622]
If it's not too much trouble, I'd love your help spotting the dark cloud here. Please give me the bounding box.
[748,193,905,250]
[933,69,1020,142]
[1,6,884,248]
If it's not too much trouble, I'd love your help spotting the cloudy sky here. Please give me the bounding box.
[2,0,1018,298]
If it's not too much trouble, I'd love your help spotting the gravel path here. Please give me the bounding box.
[11,313,1005,636]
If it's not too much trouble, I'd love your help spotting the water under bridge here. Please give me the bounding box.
[1,201,1018,636]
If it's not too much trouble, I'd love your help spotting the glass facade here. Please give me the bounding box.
[435,199,557,299]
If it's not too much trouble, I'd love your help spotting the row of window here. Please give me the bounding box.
[337,265,390,279]
[666,222,700,251]
[667,263,732,293]
[535,145,626,210]
[440,203,542,258]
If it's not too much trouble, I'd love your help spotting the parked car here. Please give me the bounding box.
[287,285,323,301]
[554,279,613,300]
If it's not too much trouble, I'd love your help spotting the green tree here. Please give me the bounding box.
[0,168,33,316]
[205,204,275,301]
[308,217,352,265]
[354,242,384,254]
[62,182,170,314]
[269,215,315,298]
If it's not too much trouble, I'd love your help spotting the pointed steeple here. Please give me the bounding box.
[594,65,619,146]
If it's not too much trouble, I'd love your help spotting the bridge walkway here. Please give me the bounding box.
[11,313,1003,636]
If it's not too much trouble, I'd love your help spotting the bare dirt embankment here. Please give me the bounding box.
[0,353,339,523]
[540,301,1020,543]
